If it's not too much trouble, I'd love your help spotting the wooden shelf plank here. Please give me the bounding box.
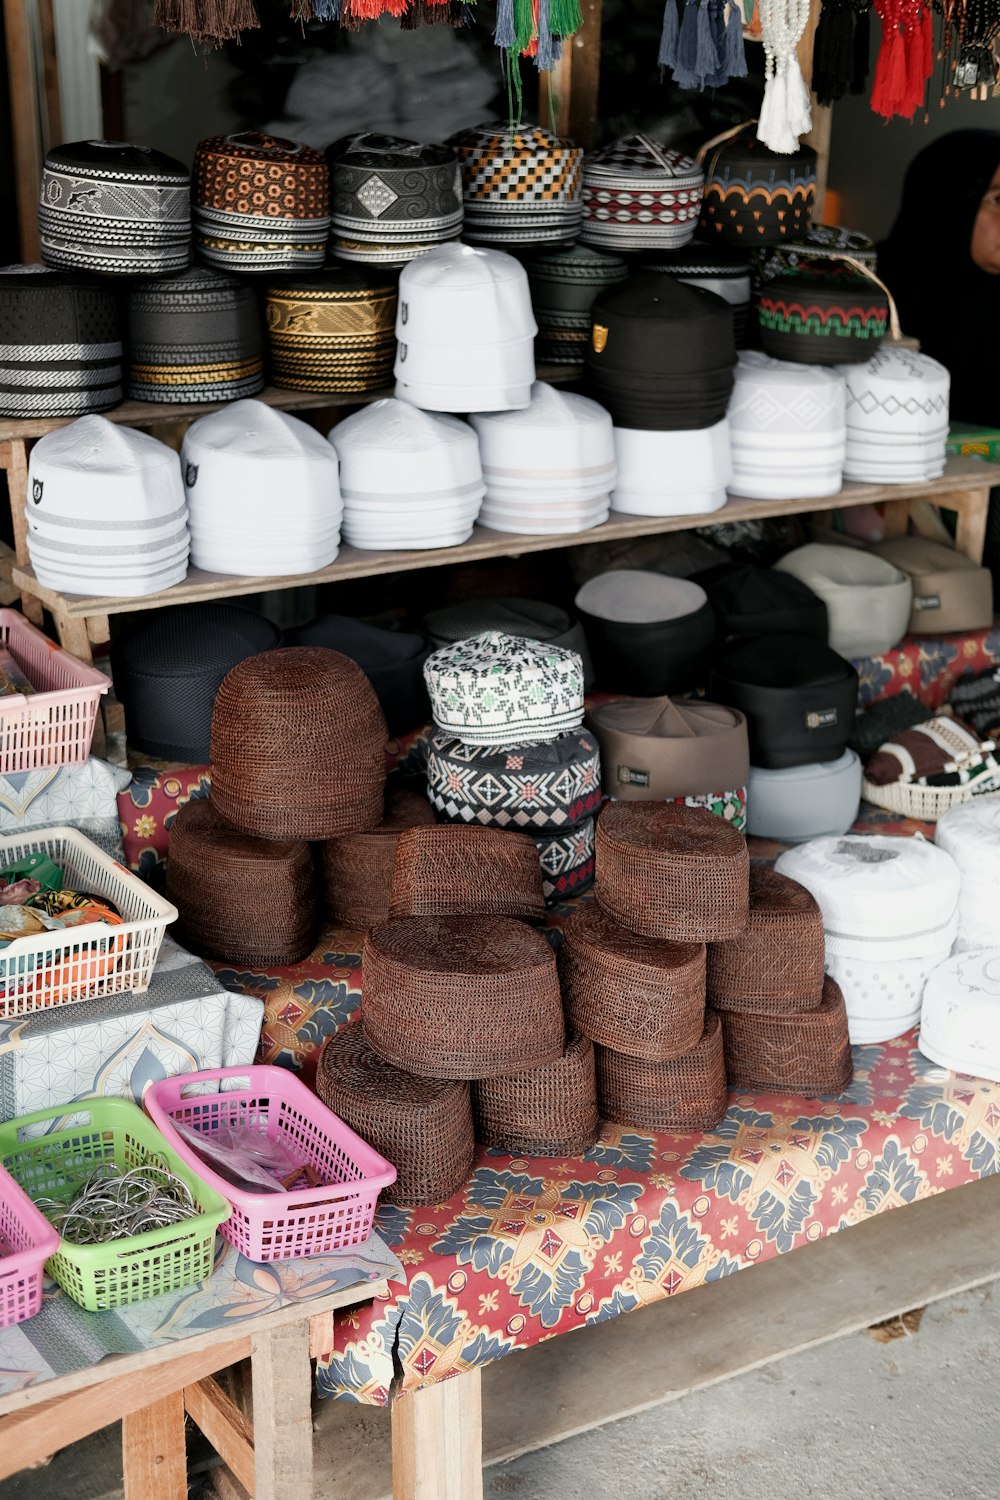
[11,455,997,621]
[0,369,575,442]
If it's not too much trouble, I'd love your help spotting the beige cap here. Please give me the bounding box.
[870,536,993,636]
[587,696,749,800]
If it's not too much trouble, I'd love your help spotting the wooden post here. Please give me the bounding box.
[3,0,51,261]
[538,0,603,147]
[951,486,994,564]
[251,1321,315,1500]
[121,1390,188,1500]
[185,1377,257,1495]
[391,1370,484,1500]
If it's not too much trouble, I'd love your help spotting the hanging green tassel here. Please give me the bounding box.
[550,0,583,35]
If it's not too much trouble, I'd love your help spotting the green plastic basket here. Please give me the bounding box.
[0,1096,230,1312]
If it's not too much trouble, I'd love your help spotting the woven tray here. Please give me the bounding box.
[714,974,853,1095]
[362,915,565,1079]
[210,647,387,840]
[389,825,546,920]
[595,1011,729,1132]
[559,903,706,1060]
[595,802,749,942]
[317,1022,475,1207]
[320,787,436,929]
[165,796,318,966]
[861,776,1000,822]
[707,867,825,1014]
[472,1031,600,1157]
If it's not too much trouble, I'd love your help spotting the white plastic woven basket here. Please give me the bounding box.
[0,827,176,1016]
[861,776,1000,822]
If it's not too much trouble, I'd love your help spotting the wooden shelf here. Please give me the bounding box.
[10,456,996,626]
[0,369,575,442]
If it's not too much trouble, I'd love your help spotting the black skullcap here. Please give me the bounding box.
[585,273,736,430]
[694,563,829,644]
[709,632,858,769]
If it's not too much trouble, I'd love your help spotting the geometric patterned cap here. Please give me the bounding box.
[424,631,586,746]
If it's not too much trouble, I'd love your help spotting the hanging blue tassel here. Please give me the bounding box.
[658,0,680,69]
[723,0,748,77]
[309,0,341,15]
[536,0,556,69]
[693,0,720,83]
[703,0,729,83]
[494,0,516,50]
[673,0,705,87]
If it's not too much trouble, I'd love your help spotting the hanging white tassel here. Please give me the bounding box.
[756,0,812,152]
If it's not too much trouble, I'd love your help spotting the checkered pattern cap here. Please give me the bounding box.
[450,123,584,246]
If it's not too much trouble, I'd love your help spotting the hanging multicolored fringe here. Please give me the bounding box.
[940,0,1000,98]
[658,0,748,89]
[870,0,934,119]
[756,0,812,152]
[810,0,871,104]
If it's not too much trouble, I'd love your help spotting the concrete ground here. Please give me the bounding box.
[3,1283,998,1500]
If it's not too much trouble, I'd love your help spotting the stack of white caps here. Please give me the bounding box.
[776,834,961,1044]
[181,400,342,577]
[920,950,1000,1082]
[612,420,732,516]
[394,244,536,413]
[328,399,484,550]
[469,383,615,535]
[729,353,846,500]
[26,415,189,596]
[934,802,1000,953]
[424,631,585,746]
[844,347,950,483]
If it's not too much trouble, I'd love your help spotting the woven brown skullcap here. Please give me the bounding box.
[320,787,436,930]
[210,647,387,840]
[165,796,318,966]
[714,975,852,1095]
[707,868,825,1014]
[559,903,705,1060]
[389,824,546,921]
[595,802,749,942]
[362,915,564,1079]
[472,1031,599,1157]
[317,1022,474,1206]
[595,1012,728,1132]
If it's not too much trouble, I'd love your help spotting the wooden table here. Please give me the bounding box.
[0,1274,388,1500]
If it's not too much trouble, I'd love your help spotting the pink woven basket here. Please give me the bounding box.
[144,1065,396,1263]
[0,1161,58,1327]
[0,610,109,772]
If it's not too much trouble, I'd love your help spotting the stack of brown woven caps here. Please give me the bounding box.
[319,788,435,931]
[163,645,390,964]
[558,802,746,1131]
[422,631,598,904]
[707,869,852,1095]
[210,646,388,840]
[587,696,749,833]
[317,903,598,1204]
[166,797,319,966]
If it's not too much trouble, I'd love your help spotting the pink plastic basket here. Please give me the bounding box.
[0,1160,59,1327]
[144,1065,397,1263]
[0,610,109,772]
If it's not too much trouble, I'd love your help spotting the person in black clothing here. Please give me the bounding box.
[879,129,1000,426]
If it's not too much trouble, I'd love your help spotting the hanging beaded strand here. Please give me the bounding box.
[757,0,812,151]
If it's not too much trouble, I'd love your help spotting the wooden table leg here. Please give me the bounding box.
[950,485,994,564]
[391,1369,484,1500]
[122,1389,188,1500]
[251,1321,315,1500]
[881,497,911,539]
